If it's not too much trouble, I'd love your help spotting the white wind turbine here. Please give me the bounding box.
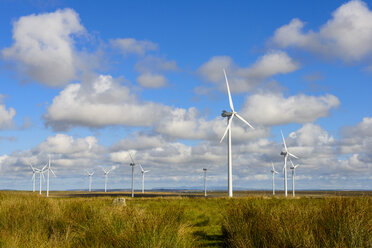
[139,164,150,194]
[270,162,279,195]
[101,167,113,193]
[203,168,207,197]
[46,155,56,197]
[220,69,254,197]
[289,159,300,197]
[85,170,95,192]
[280,131,298,197]
[39,164,47,195]
[128,152,137,197]
[28,161,38,192]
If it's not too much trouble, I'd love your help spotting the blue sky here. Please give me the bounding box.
[0,0,371,191]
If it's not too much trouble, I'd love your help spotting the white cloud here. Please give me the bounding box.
[0,134,106,175]
[2,9,85,86]
[198,51,299,93]
[111,38,158,56]
[240,92,340,125]
[136,73,167,88]
[134,55,178,73]
[271,0,372,61]
[134,55,177,88]
[44,74,171,130]
[339,117,372,154]
[153,107,269,142]
[0,104,15,129]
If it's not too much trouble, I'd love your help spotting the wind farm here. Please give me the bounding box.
[0,0,371,247]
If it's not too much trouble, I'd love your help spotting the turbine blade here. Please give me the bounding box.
[223,69,234,112]
[288,152,299,159]
[50,168,56,177]
[128,152,135,164]
[235,113,254,129]
[219,114,234,143]
[281,130,288,152]
[139,164,144,172]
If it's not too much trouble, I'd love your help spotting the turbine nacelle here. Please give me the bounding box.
[280,151,287,156]
[221,110,233,118]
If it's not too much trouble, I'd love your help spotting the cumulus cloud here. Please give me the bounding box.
[198,50,299,93]
[2,9,85,86]
[44,74,171,130]
[271,0,372,61]
[136,73,167,88]
[0,134,106,175]
[339,117,372,154]
[0,104,15,129]
[240,92,340,125]
[111,38,158,56]
[133,55,177,88]
[153,107,269,142]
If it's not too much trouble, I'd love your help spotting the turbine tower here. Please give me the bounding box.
[85,170,95,192]
[270,162,279,195]
[203,168,207,197]
[139,164,150,194]
[128,152,137,198]
[220,69,254,197]
[102,167,113,193]
[280,131,298,197]
[289,159,300,197]
[46,155,56,197]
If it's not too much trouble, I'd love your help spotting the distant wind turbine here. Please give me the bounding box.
[220,69,254,197]
[101,167,113,193]
[271,162,279,195]
[39,164,47,194]
[28,161,38,192]
[289,159,300,197]
[280,131,298,197]
[46,155,56,197]
[85,170,95,192]
[203,168,207,197]
[128,152,137,197]
[139,164,150,194]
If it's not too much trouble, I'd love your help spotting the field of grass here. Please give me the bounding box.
[0,191,370,247]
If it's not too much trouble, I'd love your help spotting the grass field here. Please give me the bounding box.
[0,191,370,247]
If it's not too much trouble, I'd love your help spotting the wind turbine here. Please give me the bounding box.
[139,164,150,194]
[280,131,298,197]
[39,164,47,195]
[128,152,137,197]
[28,161,38,192]
[203,168,207,197]
[101,167,113,193]
[289,159,300,197]
[271,162,279,195]
[46,155,56,197]
[85,170,95,192]
[220,69,254,197]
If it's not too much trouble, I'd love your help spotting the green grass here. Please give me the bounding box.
[0,192,370,247]
[221,197,371,248]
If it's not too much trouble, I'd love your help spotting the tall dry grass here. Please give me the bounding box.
[221,197,371,248]
[0,192,195,247]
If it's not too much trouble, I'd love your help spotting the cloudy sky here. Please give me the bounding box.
[0,0,371,191]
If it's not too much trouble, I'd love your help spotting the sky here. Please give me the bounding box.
[0,0,371,191]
